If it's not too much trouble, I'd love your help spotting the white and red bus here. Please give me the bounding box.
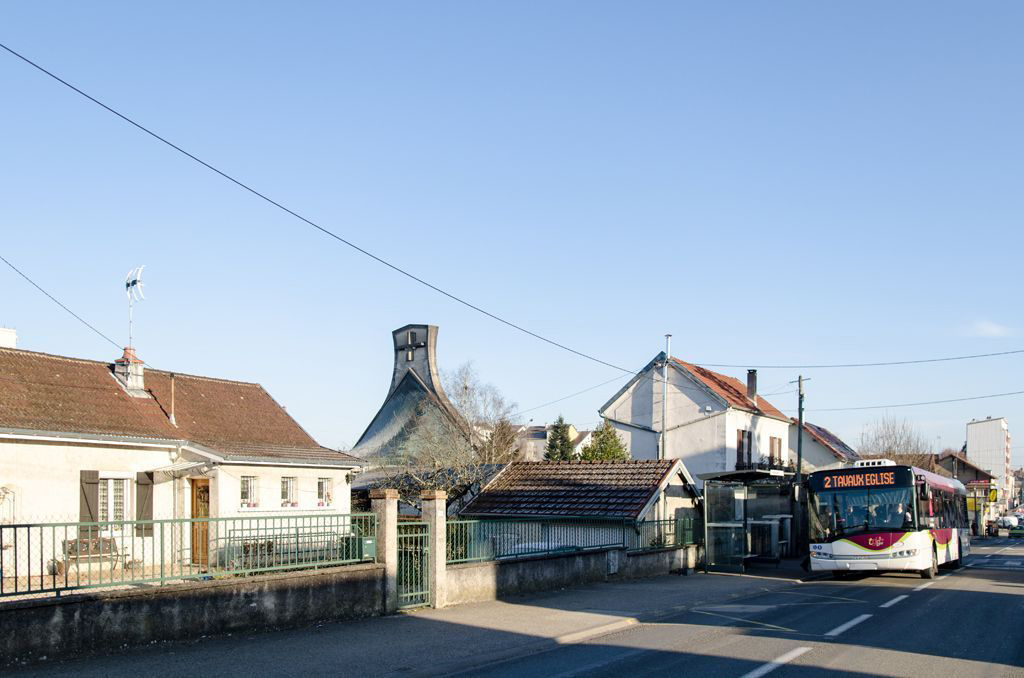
[807,460,970,578]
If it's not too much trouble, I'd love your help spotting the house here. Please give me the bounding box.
[598,353,790,487]
[0,343,361,529]
[788,419,860,471]
[515,422,585,461]
[937,449,996,487]
[459,459,699,523]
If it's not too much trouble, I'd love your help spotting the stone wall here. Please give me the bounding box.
[0,562,385,666]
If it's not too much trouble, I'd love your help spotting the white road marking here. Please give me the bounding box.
[879,595,908,608]
[739,647,812,678]
[1005,561,1022,566]
[825,614,872,637]
[913,582,935,591]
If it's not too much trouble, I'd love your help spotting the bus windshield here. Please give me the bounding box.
[809,486,916,541]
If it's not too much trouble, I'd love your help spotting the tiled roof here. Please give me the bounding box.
[0,347,358,466]
[459,460,679,520]
[673,360,788,421]
[797,420,860,461]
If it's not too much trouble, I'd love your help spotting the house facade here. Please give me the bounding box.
[598,354,790,487]
[0,345,361,529]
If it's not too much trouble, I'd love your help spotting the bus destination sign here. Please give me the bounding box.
[809,466,913,491]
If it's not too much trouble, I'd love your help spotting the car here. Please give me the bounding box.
[1011,524,1024,538]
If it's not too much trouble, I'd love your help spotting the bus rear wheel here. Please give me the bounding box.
[920,548,937,579]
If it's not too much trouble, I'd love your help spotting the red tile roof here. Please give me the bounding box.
[459,460,681,520]
[0,347,358,466]
[673,359,788,421]
[794,419,860,461]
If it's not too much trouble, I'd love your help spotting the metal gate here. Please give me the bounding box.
[397,522,430,608]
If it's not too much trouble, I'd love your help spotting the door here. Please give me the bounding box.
[190,478,210,567]
[397,522,430,608]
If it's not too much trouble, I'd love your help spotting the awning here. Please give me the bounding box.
[151,461,209,476]
[698,469,793,482]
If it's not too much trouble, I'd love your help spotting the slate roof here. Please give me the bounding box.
[459,460,681,520]
[794,419,860,461]
[0,346,359,466]
[673,359,788,421]
[937,450,996,480]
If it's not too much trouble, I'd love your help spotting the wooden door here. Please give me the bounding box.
[190,479,210,566]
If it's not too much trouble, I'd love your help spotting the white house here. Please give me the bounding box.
[787,419,860,471]
[0,343,362,533]
[598,353,791,487]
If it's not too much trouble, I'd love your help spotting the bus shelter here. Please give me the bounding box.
[702,470,797,573]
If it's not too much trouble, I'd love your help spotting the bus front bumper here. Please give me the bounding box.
[810,552,927,573]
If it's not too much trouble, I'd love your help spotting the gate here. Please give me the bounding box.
[397,522,430,608]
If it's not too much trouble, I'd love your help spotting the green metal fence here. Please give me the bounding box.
[446,517,698,564]
[397,522,430,608]
[0,513,376,599]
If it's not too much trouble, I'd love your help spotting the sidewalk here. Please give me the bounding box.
[17,570,806,677]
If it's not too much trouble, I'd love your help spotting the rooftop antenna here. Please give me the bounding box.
[125,265,145,348]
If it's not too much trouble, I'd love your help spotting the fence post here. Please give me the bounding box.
[420,490,447,609]
[370,489,399,614]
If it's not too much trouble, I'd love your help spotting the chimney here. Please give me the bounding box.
[0,328,16,349]
[169,373,177,426]
[114,347,146,395]
[746,369,757,401]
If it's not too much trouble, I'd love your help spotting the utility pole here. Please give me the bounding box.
[658,334,671,522]
[795,375,805,555]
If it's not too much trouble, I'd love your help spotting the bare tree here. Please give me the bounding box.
[379,362,520,506]
[858,415,934,467]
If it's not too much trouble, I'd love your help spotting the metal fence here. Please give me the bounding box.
[0,513,376,599]
[446,516,698,564]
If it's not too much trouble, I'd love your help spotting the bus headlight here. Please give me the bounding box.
[891,549,918,558]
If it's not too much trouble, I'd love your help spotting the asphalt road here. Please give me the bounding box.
[463,537,1024,678]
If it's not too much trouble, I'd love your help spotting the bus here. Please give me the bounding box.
[807,459,970,578]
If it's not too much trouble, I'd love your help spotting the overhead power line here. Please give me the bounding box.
[0,41,635,376]
[0,253,121,351]
[699,349,1024,370]
[792,389,1024,413]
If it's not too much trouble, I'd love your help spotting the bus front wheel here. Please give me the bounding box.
[920,548,937,579]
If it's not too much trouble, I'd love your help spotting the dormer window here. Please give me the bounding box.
[406,350,414,361]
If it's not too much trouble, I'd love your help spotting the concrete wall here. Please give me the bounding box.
[0,562,385,666]
[445,545,698,607]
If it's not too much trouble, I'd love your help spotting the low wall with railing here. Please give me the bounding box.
[0,560,385,666]
[0,513,377,601]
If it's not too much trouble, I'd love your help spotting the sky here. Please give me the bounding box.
[2,3,1023,467]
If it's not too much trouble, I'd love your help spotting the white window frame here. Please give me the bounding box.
[98,471,134,534]
[281,477,297,507]
[240,476,259,508]
[317,478,333,507]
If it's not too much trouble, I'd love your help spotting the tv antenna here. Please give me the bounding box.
[125,265,145,348]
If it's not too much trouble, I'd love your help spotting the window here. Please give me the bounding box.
[98,476,131,523]
[241,476,259,508]
[318,478,333,506]
[406,350,414,361]
[736,430,752,467]
[281,477,297,507]
[769,437,782,465]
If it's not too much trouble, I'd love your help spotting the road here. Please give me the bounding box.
[14,538,1024,677]
[463,538,1024,677]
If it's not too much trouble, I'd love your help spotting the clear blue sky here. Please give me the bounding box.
[2,3,1023,466]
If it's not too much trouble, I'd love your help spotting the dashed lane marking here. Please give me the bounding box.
[825,614,872,637]
[739,647,812,678]
[913,582,935,591]
[879,595,908,609]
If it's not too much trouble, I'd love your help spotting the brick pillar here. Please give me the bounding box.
[370,489,399,613]
[420,490,448,609]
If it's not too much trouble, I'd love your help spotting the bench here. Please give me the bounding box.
[58,537,125,575]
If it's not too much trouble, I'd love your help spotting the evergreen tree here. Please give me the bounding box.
[579,419,630,461]
[544,415,575,461]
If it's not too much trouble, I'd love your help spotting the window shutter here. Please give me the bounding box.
[80,470,99,537]
[135,472,154,537]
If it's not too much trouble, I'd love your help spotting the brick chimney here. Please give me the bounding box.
[746,369,757,401]
[114,347,146,395]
